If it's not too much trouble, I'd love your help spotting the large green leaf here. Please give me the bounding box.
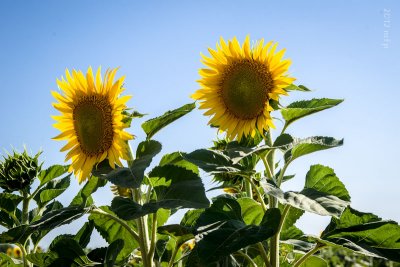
[0,225,31,244]
[47,236,96,266]
[35,175,71,207]
[142,102,195,139]
[281,98,343,128]
[149,165,210,209]
[93,140,161,188]
[159,152,199,174]
[193,197,281,264]
[38,165,69,185]
[280,204,305,241]
[111,165,209,219]
[0,193,23,213]
[130,140,162,186]
[0,252,23,267]
[70,175,107,207]
[30,206,89,231]
[237,198,264,225]
[104,239,124,267]
[320,207,400,261]
[89,206,139,263]
[284,136,343,163]
[261,180,349,218]
[305,165,350,202]
[184,149,243,174]
[74,221,94,248]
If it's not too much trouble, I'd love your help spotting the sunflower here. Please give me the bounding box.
[52,67,133,183]
[192,36,295,140]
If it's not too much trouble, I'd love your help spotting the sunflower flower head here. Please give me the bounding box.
[192,36,295,140]
[52,67,133,183]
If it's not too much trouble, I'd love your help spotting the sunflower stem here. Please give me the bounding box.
[147,212,158,265]
[264,131,280,267]
[134,188,151,267]
[257,242,272,267]
[18,243,30,267]
[244,176,252,198]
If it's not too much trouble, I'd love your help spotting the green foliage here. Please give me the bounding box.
[2,80,400,267]
[142,102,195,140]
[88,206,139,263]
[320,207,400,261]
[281,98,343,129]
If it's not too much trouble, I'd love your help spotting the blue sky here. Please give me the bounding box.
[0,0,399,248]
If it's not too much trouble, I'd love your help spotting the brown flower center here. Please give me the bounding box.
[73,95,114,156]
[220,59,273,119]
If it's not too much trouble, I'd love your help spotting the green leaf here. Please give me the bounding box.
[74,221,94,248]
[305,165,350,202]
[112,165,209,219]
[111,197,145,220]
[30,206,89,231]
[70,175,107,207]
[89,206,139,263]
[261,180,349,218]
[130,140,162,186]
[38,165,69,185]
[195,196,242,227]
[195,206,281,264]
[0,252,23,266]
[281,207,304,229]
[284,84,312,92]
[320,207,400,261]
[284,136,343,163]
[281,98,343,128]
[273,133,295,148]
[26,252,57,267]
[184,149,243,174]
[0,210,15,228]
[0,193,23,213]
[149,165,210,209]
[47,236,95,266]
[36,175,71,206]
[0,225,31,244]
[237,198,264,225]
[99,167,137,188]
[159,152,199,174]
[142,102,195,139]
[104,239,124,267]
[93,140,162,189]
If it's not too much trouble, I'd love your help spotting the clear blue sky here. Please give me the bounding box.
[0,0,399,248]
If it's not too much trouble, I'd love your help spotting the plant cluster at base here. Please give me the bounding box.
[1,37,400,267]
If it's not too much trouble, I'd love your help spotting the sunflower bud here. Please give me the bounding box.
[0,149,42,192]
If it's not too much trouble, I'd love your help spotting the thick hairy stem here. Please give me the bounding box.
[264,131,280,267]
[133,188,151,267]
[293,244,325,267]
[147,213,158,265]
[257,242,272,267]
[244,176,252,198]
